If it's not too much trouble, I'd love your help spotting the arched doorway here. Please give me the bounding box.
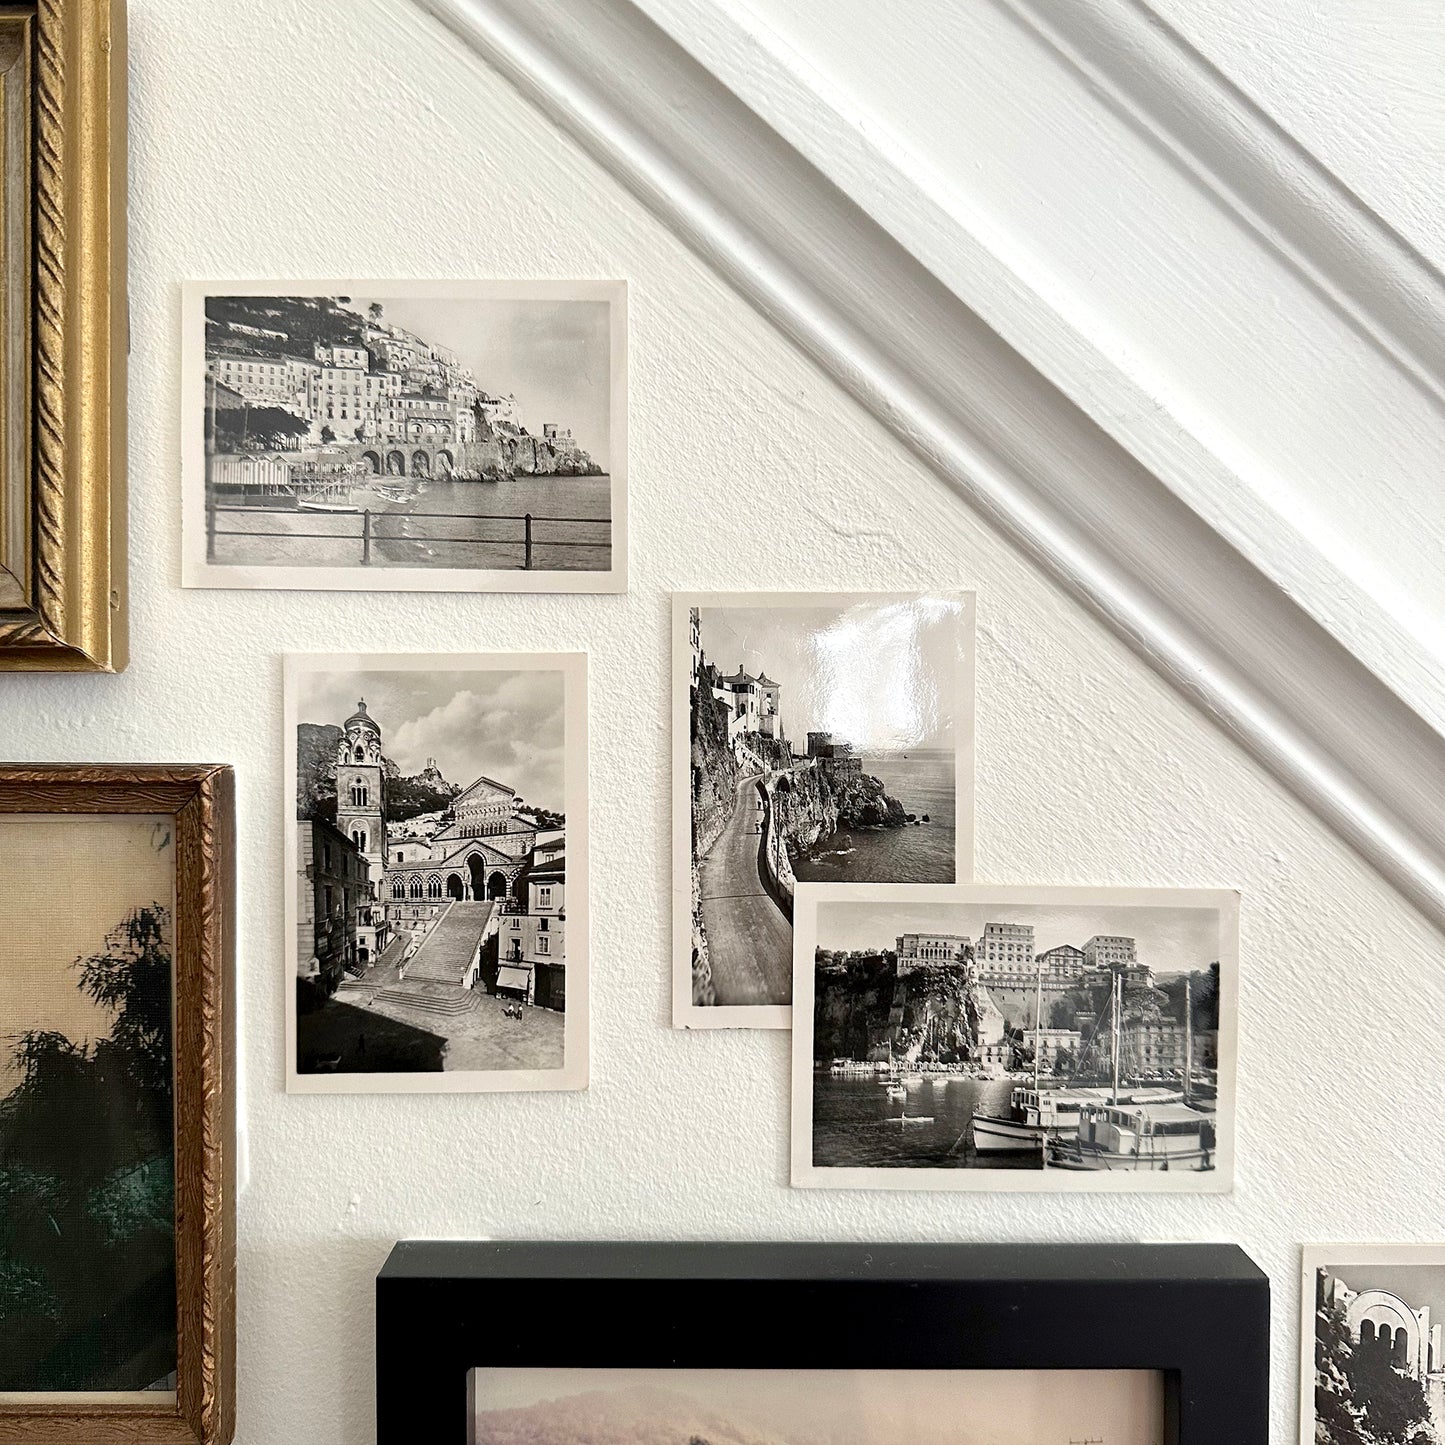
[487,871,508,901]
[467,855,486,901]
[386,450,406,476]
[361,450,382,474]
[411,450,431,477]
[436,449,454,478]
[446,873,464,900]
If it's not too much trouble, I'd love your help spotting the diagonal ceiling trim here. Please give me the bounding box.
[411,0,1445,930]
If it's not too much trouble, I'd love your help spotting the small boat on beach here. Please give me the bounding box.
[297,497,359,514]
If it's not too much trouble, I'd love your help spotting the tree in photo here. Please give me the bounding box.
[1315,1292,1437,1445]
[0,904,176,1391]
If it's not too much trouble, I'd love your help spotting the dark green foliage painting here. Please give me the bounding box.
[0,817,177,1394]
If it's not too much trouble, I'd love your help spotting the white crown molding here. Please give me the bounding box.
[409,0,1445,931]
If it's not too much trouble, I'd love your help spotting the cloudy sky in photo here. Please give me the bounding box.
[295,665,568,813]
[345,295,611,468]
[472,1366,1165,1445]
[816,899,1223,977]
[696,595,968,751]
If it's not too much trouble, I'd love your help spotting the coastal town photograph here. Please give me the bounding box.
[184,281,625,591]
[1304,1246,1445,1445]
[470,1365,1166,1445]
[285,653,588,1094]
[674,592,973,1026]
[0,816,178,1394]
[790,884,1236,1192]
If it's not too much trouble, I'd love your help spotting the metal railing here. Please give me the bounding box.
[205,500,609,570]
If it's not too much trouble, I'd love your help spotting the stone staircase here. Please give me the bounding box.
[371,984,477,1017]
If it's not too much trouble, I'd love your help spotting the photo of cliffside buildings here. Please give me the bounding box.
[791,885,1236,1192]
[1306,1249,1445,1445]
[286,655,587,1093]
[675,593,973,1025]
[185,282,624,590]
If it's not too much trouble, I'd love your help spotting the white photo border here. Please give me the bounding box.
[672,591,976,1031]
[182,279,627,594]
[283,650,589,1094]
[790,881,1239,1192]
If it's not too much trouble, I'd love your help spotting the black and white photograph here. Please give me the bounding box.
[0,815,178,1397]
[469,1365,1167,1445]
[1303,1245,1445,1445]
[674,592,974,1030]
[183,280,626,592]
[791,883,1237,1192]
[284,652,588,1094]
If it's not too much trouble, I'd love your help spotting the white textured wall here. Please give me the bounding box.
[1,1,1437,1439]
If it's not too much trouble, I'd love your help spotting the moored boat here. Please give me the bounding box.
[1045,1100,1218,1172]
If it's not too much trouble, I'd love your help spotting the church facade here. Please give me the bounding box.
[333,698,540,955]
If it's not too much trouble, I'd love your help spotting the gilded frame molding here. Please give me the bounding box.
[0,0,125,672]
[0,765,236,1445]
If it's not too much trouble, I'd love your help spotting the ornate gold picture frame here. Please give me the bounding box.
[0,1,125,672]
[0,765,235,1445]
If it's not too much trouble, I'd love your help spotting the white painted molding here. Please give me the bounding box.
[409,0,1445,930]
[1003,0,1445,411]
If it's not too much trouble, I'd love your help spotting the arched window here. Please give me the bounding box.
[350,783,368,807]
[354,746,365,763]
[391,879,405,899]
[351,828,366,852]
[409,878,422,899]
[427,876,442,899]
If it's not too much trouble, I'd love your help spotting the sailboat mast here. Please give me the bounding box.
[1184,974,1194,1105]
[1033,963,1043,1093]
[1110,967,1122,1105]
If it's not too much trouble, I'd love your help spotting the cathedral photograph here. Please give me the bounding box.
[284,653,588,1093]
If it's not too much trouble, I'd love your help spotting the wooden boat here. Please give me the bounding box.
[297,497,359,513]
[1046,1100,1218,1172]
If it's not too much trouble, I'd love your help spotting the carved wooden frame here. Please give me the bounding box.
[0,766,236,1445]
[0,0,125,672]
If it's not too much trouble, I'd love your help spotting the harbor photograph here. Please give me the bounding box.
[285,652,588,1094]
[471,1365,1166,1445]
[673,592,974,1028]
[790,883,1237,1192]
[182,280,626,592]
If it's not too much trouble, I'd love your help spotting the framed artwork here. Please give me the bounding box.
[791,882,1239,1192]
[0,2,127,672]
[1301,1244,1445,1445]
[375,1240,1269,1444]
[181,280,627,594]
[0,765,235,1445]
[285,652,589,1094]
[672,592,975,1029]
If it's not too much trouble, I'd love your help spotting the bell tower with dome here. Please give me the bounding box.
[335,699,388,966]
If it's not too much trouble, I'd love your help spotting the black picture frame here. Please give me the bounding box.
[376,1241,1268,1444]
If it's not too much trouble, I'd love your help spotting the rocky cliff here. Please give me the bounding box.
[460,427,602,480]
[690,682,739,859]
[812,951,999,1065]
[294,722,459,825]
[770,764,908,860]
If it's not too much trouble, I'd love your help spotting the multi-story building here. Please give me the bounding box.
[333,700,390,967]
[714,666,783,740]
[400,390,453,442]
[896,932,969,972]
[1084,934,1136,970]
[497,855,567,1010]
[205,351,313,411]
[295,817,367,989]
[977,922,1037,982]
[1023,1028,1082,1071]
[1037,943,1086,982]
[805,732,863,776]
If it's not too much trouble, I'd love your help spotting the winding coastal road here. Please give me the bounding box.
[697,771,792,1006]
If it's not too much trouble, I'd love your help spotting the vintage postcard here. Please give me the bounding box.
[791,882,1238,1192]
[673,592,975,1030]
[284,652,588,1093]
[1302,1244,1445,1445]
[183,280,626,593]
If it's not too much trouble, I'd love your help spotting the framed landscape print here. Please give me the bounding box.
[376,1240,1270,1444]
[181,280,626,594]
[285,652,589,1094]
[0,765,235,1445]
[791,882,1238,1193]
[0,2,127,672]
[673,591,975,1030]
